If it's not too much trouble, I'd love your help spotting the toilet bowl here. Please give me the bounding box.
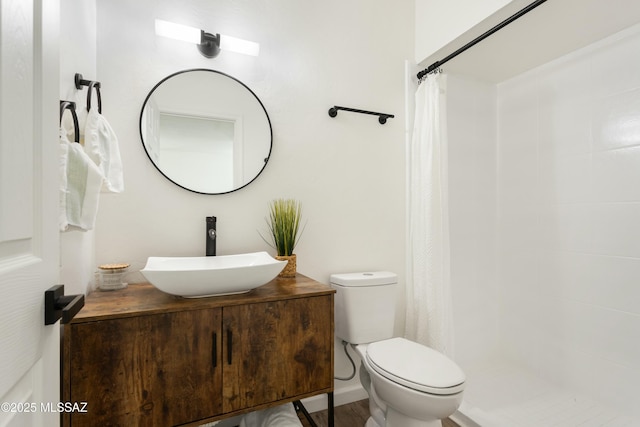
[330,272,465,427]
[356,339,464,427]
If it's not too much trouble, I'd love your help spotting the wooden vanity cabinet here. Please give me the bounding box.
[66,309,224,426]
[222,296,333,413]
[63,275,334,427]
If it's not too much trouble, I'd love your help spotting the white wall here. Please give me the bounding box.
[496,24,640,416]
[59,0,97,296]
[94,0,413,400]
[449,23,640,419]
[414,0,511,64]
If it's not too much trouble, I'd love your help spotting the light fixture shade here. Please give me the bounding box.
[155,20,200,44]
[220,35,260,56]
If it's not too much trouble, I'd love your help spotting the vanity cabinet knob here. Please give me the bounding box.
[227,330,233,365]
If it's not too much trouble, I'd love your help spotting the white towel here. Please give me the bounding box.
[84,106,124,193]
[59,129,104,231]
[239,403,302,427]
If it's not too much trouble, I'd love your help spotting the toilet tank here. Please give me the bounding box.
[330,271,397,344]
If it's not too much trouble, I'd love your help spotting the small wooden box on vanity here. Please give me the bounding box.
[62,274,335,427]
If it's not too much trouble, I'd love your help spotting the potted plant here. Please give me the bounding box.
[262,198,304,278]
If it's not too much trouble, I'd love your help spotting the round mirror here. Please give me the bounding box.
[139,69,272,194]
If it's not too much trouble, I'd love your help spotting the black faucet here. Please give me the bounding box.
[206,216,216,256]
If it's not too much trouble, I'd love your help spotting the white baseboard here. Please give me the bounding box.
[450,411,482,427]
[300,384,368,413]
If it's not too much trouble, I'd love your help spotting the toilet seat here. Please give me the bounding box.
[366,337,465,395]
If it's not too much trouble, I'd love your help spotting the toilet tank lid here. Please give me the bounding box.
[330,271,397,287]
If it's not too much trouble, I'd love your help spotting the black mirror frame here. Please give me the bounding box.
[139,68,273,195]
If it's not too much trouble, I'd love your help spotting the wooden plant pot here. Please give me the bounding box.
[276,254,297,278]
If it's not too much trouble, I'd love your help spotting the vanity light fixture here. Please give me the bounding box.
[155,19,260,58]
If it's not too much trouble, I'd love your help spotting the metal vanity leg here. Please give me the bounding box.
[293,400,318,427]
[293,393,333,427]
[327,392,334,427]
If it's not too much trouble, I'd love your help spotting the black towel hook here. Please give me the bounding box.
[59,101,80,143]
[74,73,102,113]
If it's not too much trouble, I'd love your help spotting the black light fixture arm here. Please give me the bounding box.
[198,31,221,58]
[328,106,394,125]
[416,0,548,80]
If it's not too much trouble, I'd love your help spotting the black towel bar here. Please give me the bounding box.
[328,105,394,125]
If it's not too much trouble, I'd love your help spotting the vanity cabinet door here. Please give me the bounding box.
[222,295,333,412]
[66,308,223,427]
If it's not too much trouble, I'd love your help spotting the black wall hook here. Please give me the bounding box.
[74,73,100,90]
[328,106,394,125]
[74,73,102,113]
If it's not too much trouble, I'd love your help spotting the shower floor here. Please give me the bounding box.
[453,361,639,427]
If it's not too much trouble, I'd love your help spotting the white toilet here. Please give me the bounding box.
[330,272,465,427]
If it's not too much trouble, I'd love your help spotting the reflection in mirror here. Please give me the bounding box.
[140,69,272,194]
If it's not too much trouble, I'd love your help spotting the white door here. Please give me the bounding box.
[0,0,61,426]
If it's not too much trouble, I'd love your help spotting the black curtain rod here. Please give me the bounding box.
[416,0,548,80]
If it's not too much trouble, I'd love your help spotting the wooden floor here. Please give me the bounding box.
[298,399,460,427]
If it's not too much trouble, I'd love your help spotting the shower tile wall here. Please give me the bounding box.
[447,75,499,369]
[497,25,640,417]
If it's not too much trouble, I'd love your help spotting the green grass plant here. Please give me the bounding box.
[262,199,304,256]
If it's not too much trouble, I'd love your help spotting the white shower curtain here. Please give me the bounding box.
[405,73,454,357]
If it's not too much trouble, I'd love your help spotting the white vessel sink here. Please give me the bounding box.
[140,251,287,298]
